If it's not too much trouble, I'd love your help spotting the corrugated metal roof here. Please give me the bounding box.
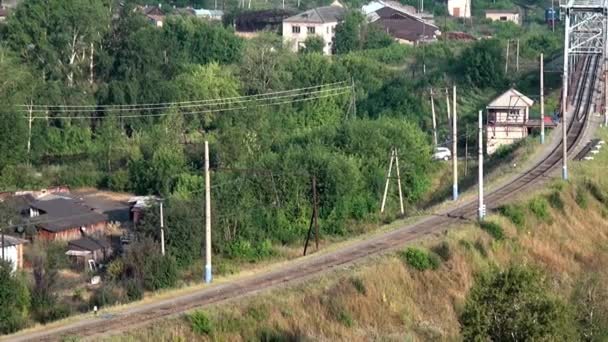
[487,88,534,108]
[31,199,108,233]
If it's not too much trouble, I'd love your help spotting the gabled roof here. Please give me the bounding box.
[362,0,417,15]
[373,17,439,42]
[0,235,27,248]
[487,88,534,108]
[31,199,108,233]
[283,5,346,24]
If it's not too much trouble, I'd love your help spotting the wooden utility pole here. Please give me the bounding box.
[478,110,485,220]
[27,101,33,163]
[430,88,438,147]
[605,56,608,126]
[303,176,319,255]
[204,141,212,283]
[540,53,545,144]
[505,40,510,74]
[452,85,458,201]
[160,201,165,256]
[516,39,520,72]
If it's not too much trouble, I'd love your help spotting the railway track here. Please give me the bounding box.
[5,58,601,341]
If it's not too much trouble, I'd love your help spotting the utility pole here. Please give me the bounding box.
[380,148,404,214]
[303,176,320,255]
[516,39,520,73]
[204,141,212,283]
[452,85,458,201]
[540,53,545,144]
[27,101,33,163]
[478,110,485,220]
[160,201,165,256]
[430,88,438,147]
[381,149,395,213]
[505,40,510,74]
[464,125,469,177]
[562,13,570,180]
[446,87,451,120]
[394,149,405,215]
[551,0,556,32]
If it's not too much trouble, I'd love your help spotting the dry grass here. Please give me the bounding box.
[103,130,608,341]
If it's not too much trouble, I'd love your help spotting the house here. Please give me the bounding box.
[485,9,520,24]
[233,9,295,38]
[66,236,113,270]
[282,3,346,55]
[486,88,534,155]
[128,196,160,225]
[194,8,224,21]
[0,7,8,22]
[0,235,27,272]
[365,4,440,44]
[29,198,108,241]
[140,5,165,27]
[448,0,471,18]
[362,0,417,16]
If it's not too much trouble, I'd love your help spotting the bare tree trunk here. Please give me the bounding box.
[89,42,94,85]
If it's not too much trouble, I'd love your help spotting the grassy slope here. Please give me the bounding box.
[106,130,608,341]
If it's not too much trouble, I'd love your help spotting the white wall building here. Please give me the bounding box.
[485,9,520,24]
[448,0,471,18]
[0,236,27,273]
[486,88,534,155]
[282,3,346,55]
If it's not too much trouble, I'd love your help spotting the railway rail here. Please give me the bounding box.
[4,58,602,341]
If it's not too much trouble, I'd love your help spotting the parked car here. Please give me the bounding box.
[432,147,452,161]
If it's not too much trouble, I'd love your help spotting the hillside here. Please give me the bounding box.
[107,130,608,341]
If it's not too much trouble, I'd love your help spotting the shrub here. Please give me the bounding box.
[106,259,124,282]
[497,204,525,229]
[460,265,578,341]
[350,277,367,295]
[401,247,441,271]
[89,284,123,308]
[479,221,505,240]
[0,261,30,334]
[123,279,143,302]
[106,170,129,191]
[474,239,488,257]
[547,191,564,211]
[529,197,551,222]
[575,186,589,209]
[189,310,213,335]
[432,241,453,261]
[337,309,354,327]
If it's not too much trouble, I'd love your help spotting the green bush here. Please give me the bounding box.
[586,181,608,205]
[0,261,30,334]
[547,191,564,211]
[432,241,453,261]
[575,186,588,209]
[350,277,367,295]
[106,259,124,282]
[529,197,551,222]
[123,279,143,302]
[460,265,578,341]
[401,247,441,271]
[479,221,505,240]
[89,284,123,308]
[189,310,213,335]
[106,170,129,191]
[497,204,526,229]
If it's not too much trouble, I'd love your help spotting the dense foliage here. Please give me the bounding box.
[460,266,578,341]
[0,261,30,334]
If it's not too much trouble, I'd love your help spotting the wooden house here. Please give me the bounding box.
[486,88,534,155]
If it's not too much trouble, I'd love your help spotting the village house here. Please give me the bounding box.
[282,2,346,55]
[364,2,440,44]
[0,235,27,272]
[29,198,108,241]
[485,9,520,24]
[139,5,165,27]
[448,0,471,18]
[486,88,534,155]
[66,236,113,271]
[194,8,224,21]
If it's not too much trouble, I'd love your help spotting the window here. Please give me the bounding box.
[307,26,315,34]
[292,25,300,34]
[500,16,507,21]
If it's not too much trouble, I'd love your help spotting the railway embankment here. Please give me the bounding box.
[111,129,608,341]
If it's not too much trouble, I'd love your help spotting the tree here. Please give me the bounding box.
[29,242,69,323]
[572,273,608,341]
[458,39,507,88]
[460,265,578,341]
[301,36,325,54]
[334,11,366,54]
[239,33,292,94]
[0,260,30,334]
[363,25,394,50]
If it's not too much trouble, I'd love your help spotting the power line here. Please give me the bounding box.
[19,82,349,112]
[26,89,352,120]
